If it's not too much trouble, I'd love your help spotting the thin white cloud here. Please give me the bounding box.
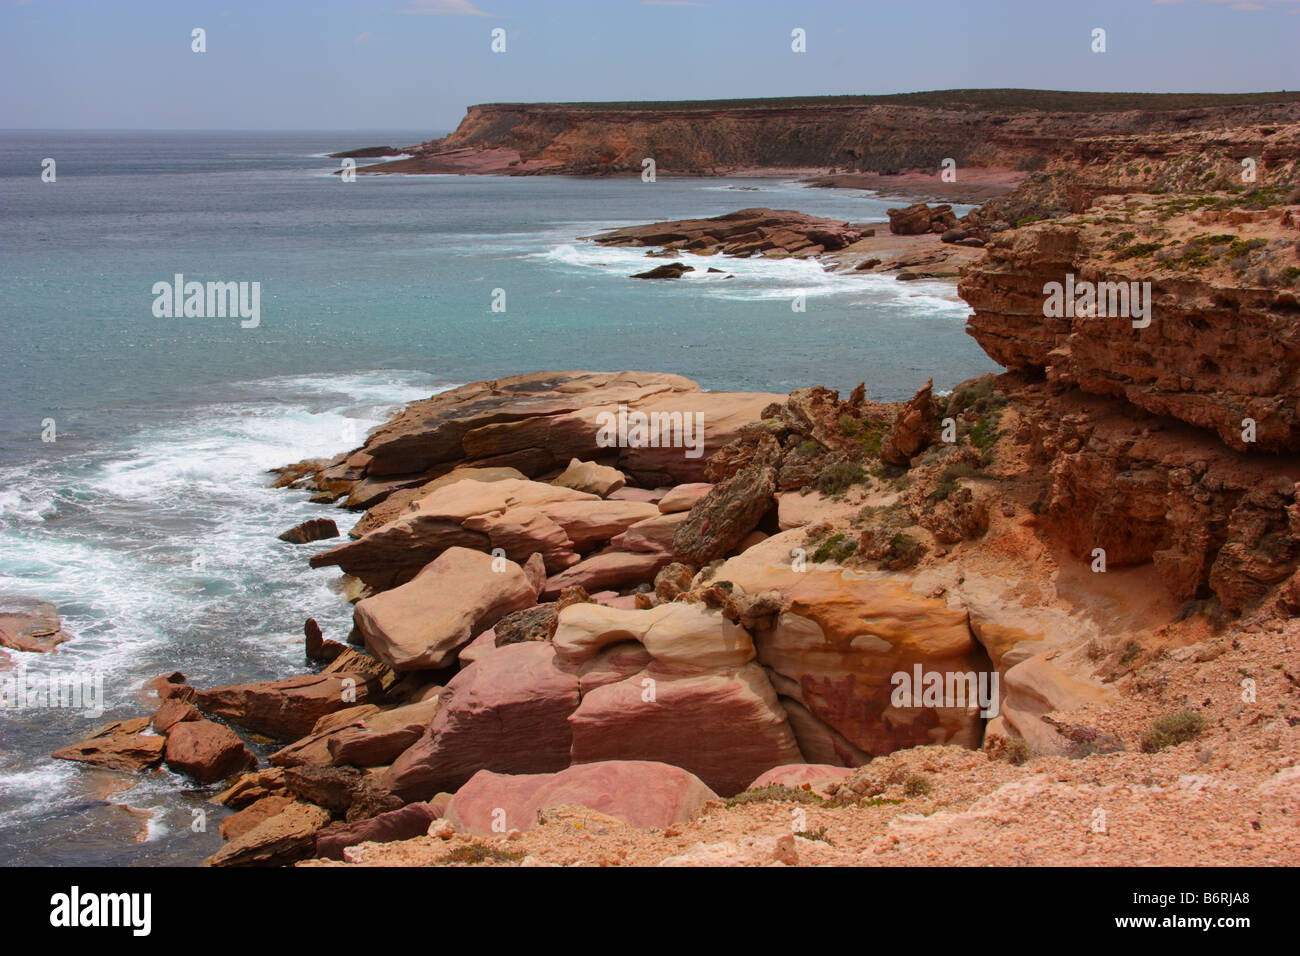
[399,0,496,15]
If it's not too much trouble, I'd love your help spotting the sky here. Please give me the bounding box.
[1,0,1298,132]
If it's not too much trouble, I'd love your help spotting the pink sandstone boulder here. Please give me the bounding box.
[541,548,673,599]
[383,642,581,800]
[610,511,690,553]
[445,761,719,836]
[568,663,804,796]
[552,459,627,497]
[657,483,712,514]
[353,547,538,671]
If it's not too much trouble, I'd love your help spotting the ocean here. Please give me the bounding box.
[0,130,997,865]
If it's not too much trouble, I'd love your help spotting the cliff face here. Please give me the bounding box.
[962,125,1300,452]
[958,122,1300,607]
[416,95,1300,176]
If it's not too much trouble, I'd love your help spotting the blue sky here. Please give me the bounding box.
[2,0,1297,131]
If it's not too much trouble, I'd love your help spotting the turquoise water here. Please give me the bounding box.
[0,130,996,864]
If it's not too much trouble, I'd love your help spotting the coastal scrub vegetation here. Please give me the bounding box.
[1140,710,1209,752]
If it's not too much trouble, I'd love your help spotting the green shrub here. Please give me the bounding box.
[816,460,866,496]
[1140,710,1208,752]
[727,784,822,807]
[901,773,933,797]
[439,843,525,865]
[812,532,858,564]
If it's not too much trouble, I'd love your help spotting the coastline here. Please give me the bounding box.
[23,109,1300,869]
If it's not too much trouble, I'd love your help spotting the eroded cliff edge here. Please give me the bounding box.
[362,90,1300,177]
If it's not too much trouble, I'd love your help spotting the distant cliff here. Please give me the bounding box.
[366,90,1300,176]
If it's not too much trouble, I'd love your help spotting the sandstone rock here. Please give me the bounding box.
[533,499,660,551]
[384,642,582,800]
[163,719,257,783]
[0,594,71,653]
[314,800,447,860]
[212,768,288,809]
[654,562,697,602]
[493,604,557,646]
[568,663,803,796]
[219,795,295,841]
[195,671,383,741]
[354,547,538,671]
[152,698,201,734]
[658,483,712,513]
[552,458,627,496]
[552,601,755,670]
[446,761,719,836]
[277,518,340,544]
[618,393,779,485]
[708,532,988,757]
[326,697,441,767]
[591,208,862,258]
[205,801,331,867]
[350,466,527,538]
[879,378,937,465]
[609,511,690,553]
[541,548,673,599]
[672,465,776,566]
[632,263,695,279]
[52,718,165,772]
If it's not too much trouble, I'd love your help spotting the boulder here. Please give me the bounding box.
[277,518,340,544]
[569,663,803,797]
[552,459,627,497]
[631,263,695,279]
[446,761,718,836]
[610,512,690,553]
[541,548,674,599]
[552,601,755,671]
[314,800,448,860]
[326,697,441,767]
[384,642,582,800]
[204,801,331,867]
[672,465,776,565]
[152,698,201,734]
[657,483,712,513]
[219,795,295,842]
[350,466,527,538]
[312,478,591,589]
[163,719,257,783]
[879,378,937,465]
[0,594,71,653]
[709,532,989,756]
[353,546,538,671]
[533,499,660,552]
[51,718,164,772]
[195,670,384,741]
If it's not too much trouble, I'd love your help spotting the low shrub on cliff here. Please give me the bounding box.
[439,843,526,866]
[1140,710,1209,753]
[816,460,866,496]
[812,532,858,564]
[901,773,934,797]
[929,462,988,502]
[727,784,822,807]
[885,533,925,570]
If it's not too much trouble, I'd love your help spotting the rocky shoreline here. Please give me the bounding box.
[34,111,1300,867]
